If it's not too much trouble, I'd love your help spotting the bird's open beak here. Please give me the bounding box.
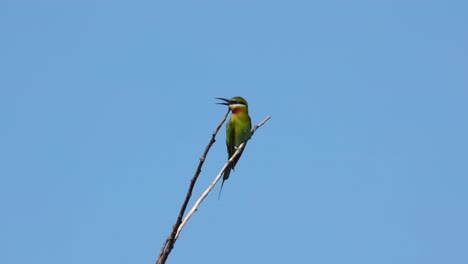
[215,97,230,106]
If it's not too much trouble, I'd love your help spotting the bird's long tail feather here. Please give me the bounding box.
[218,164,232,200]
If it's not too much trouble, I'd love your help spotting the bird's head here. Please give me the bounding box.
[216,96,249,113]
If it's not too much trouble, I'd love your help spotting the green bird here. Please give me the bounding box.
[216,96,252,198]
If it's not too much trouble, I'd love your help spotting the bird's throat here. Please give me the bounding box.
[231,106,246,114]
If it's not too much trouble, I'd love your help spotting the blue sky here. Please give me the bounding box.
[1,1,467,263]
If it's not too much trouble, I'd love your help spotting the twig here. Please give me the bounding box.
[174,115,271,239]
[156,109,230,264]
[251,115,272,136]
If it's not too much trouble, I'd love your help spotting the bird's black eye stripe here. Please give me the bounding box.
[231,100,246,105]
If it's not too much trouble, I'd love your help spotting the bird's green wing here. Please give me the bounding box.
[226,119,236,159]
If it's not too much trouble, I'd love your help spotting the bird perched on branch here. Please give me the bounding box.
[216,96,252,199]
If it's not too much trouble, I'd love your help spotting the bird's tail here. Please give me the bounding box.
[218,163,232,200]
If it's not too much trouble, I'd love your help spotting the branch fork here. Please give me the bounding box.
[156,113,271,264]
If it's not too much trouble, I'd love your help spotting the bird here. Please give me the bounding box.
[216,96,252,199]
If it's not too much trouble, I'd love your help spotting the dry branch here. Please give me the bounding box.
[156,114,271,264]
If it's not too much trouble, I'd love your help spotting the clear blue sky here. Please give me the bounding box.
[1,1,467,263]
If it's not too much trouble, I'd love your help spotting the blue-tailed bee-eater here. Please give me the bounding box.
[216,96,252,198]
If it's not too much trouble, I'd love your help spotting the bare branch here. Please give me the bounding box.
[251,115,271,136]
[175,115,271,239]
[156,109,230,264]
